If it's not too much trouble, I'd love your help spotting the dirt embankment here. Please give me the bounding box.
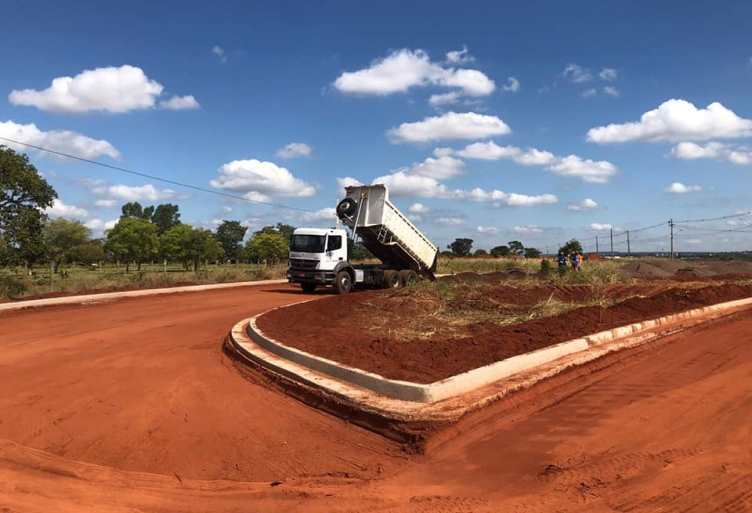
[258,281,752,383]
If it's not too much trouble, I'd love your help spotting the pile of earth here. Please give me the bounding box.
[258,280,752,383]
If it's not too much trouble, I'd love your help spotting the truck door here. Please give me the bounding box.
[325,234,344,268]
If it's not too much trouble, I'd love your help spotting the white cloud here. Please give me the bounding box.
[671,141,752,165]
[513,225,543,234]
[587,99,752,143]
[446,46,474,64]
[408,202,430,214]
[212,45,227,63]
[336,176,364,189]
[299,207,337,222]
[429,91,462,107]
[666,182,702,194]
[85,218,118,233]
[159,95,200,110]
[599,68,618,81]
[549,155,617,184]
[388,111,511,143]
[333,49,494,98]
[466,188,558,206]
[435,216,464,225]
[590,223,612,231]
[276,142,313,159]
[502,77,520,93]
[476,225,498,234]
[562,64,593,83]
[581,88,597,98]
[372,170,454,198]
[8,65,188,114]
[105,184,177,202]
[95,199,117,208]
[568,198,599,211]
[45,199,88,219]
[457,141,616,183]
[210,159,316,199]
[407,150,465,179]
[603,86,620,97]
[0,120,120,159]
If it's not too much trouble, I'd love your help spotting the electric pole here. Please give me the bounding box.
[669,219,674,259]
[626,230,631,256]
[610,228,614,257]
[596,236,599,255]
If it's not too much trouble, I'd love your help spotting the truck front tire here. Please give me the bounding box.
[335,271,353,294]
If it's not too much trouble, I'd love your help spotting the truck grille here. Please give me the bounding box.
[289,258,318,270]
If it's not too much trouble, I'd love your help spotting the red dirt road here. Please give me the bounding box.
[2,285,752,512]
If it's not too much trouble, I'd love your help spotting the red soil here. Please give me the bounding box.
[258,281,752,383]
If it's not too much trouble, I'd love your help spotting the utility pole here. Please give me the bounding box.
[626,230,631,256]
[596,236,599,255]
[669,219,674,259]
[610,228,614,257]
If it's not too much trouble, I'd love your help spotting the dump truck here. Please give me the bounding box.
[287,184,439,294]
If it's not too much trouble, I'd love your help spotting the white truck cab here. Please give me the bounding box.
[287,185,438,294]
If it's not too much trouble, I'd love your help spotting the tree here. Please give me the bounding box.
[559,239,583,257]
[246,230,288,264]
[448,238,473,256]
[0,146,56,266]
[490,245,510,257]
[185,228,223,271]
[215,220,247,262]
[258,223,295,242]
[151,204,180,234]
[508,240,525,256]
[160,224,224,271]
[42,219,91,272]
[121,202,145,219]
[474,249,488,256]
[105,217,159,272]
[72,239,106,265]
[524,247,542,259]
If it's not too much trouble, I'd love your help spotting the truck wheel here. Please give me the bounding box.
[301,283,317,293]
[399,270,418,287]
[383,270,401,289]
[335,271,353,294]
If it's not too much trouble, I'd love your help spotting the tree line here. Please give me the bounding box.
[445,238,542,259]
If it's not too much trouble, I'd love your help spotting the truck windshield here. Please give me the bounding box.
[290,234,326,253]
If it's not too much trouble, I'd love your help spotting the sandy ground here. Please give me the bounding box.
[2,284,752,512]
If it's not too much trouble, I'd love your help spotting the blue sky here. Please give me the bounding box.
[2,0,752,252]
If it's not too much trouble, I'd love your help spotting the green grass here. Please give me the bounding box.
[436,256,542,275]
[0,262,288,300]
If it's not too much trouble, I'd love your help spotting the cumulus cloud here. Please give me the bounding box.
[671,141,752,165]
[388,111,511,143]
[45,199,88,219]
[587,99,752,143]
[666,182,702,194]
[581,88,597,99]
[276,142,313,159]
[336,176,364,189]
[409,203,430,214]
[590,223,612,231]
[406,150,465,179]
[9,65,197,114]
[603,86,620,97]
[95,199,117,208]
[502,77,520,93]
[372,170,454,198]
[212,45,227,63]
[456,141,616,183]
[548,155,617,184]
[476,225,498,234]
[0,120,120,159]
[299,207,337,222]
[435,216,464,226]
[445,46,474,64]
[513,225,543,234]
[85,218,118,233]
[159,95,200,110]
[562,63,593,83]
[428,91,462,107]
[210,159,316,201]
[599,68,618,81]
[465,188,558,206]
[568,198,599,211]
[333,49,494,99]
[104,184,177,202]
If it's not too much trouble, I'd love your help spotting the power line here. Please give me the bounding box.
[0,136,316,213]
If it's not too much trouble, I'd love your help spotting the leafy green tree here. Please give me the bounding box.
[185,228,223,271]
[558,239,583,258]
[105,217,159,272]
[490,245,510,257]
[245,230,288,264]
[42,218,91,272]
[524,247,542,259]
[215,220,247,262]
[120,202,145,219]
[257,223,295,242]
[474,249,488,256]
[151,204,180,234]
[160,224,224,271]
[72,239,106,265]
[508,240,525,256]
[0,146,56,266]
[448,238,473,256]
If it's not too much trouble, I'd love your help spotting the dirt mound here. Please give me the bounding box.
[258,283,752,383]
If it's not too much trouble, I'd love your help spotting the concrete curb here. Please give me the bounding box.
[233,295,752,406]
[0,279,288,313]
